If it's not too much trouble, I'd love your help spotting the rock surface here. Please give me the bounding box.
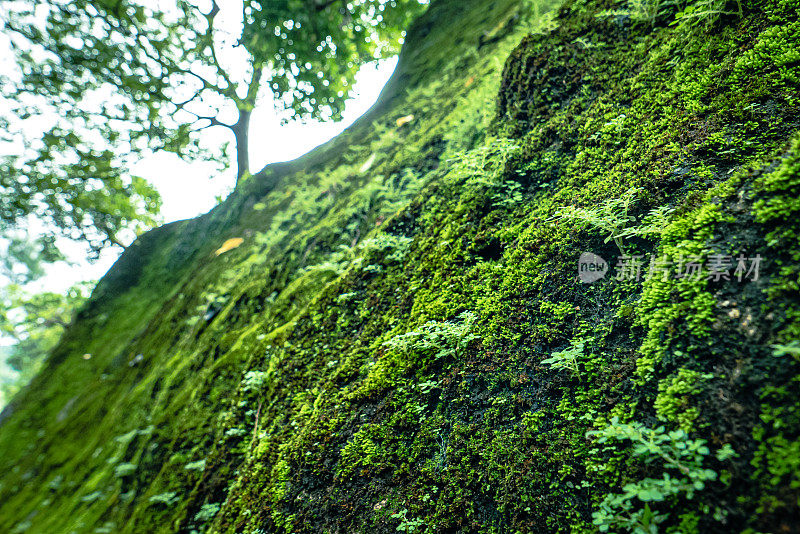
[1,0,799,532]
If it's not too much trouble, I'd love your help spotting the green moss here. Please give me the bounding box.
[1,0,800,533]
[654,369,713,432]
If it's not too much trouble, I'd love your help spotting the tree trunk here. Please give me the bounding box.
[233,108,251,183]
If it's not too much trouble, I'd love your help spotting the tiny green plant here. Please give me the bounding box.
[771,340,800,362]
[673,0,743,29]
[595,0,742,29]
[301,244,357,276]
[391,508,425,533]
[80,491,104,503]
[549,188,673,254]
[241,370,268,393]
[540,338,588,381]
[630,0,662,25]
[587,418,734,533]
[184,459,207,472]
[448,138,528,209]
[359,233,413,263]
[619,205,674,241]
[492,180,524,208]
[418,379,439,393]
[194,502,221,523]
[224,427,247,439]
[446,137,520,179]
[303,233,412,276]
[113,462,137,478]
[383,311,479,362]
[148,491,180,506]
[522,0,559,34]
[550,189,638,254]
[596,0,665,27]
[653,369,713,432]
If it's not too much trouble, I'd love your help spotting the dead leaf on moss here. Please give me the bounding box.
[396,114,414,127]
[215,237,244,256]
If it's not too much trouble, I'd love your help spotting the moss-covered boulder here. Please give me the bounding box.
[1,0,799,532]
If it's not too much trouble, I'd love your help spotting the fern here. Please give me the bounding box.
[540,338,589,381]
[383,311,479,362]
[549,188,673,254]
[549,188,639,254]
[674,0,743,29]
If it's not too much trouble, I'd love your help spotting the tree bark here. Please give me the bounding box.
[233,108,251,184]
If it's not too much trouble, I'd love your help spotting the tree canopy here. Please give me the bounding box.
[242,0,426,121]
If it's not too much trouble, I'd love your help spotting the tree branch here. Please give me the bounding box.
[207,0,220,20]
[243,63,265,109]
[172,86,205,109]
[197,0,238,101]
[182,109,234,131]
[312,0,340,12]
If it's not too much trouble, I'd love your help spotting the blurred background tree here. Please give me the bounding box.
[0,282,91,405]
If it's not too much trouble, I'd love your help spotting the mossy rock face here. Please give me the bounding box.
[1,0,800,533]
